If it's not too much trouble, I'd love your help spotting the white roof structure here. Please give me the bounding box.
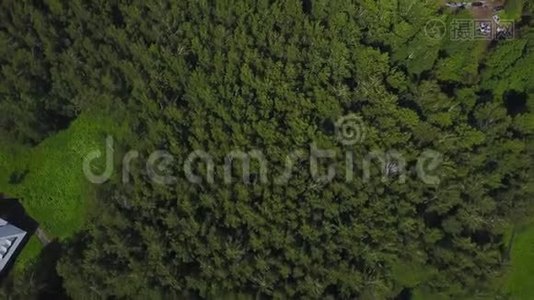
[0,218,26,272]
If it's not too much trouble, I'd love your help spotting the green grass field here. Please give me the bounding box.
[0,112,125,269]
[505,224,534,299]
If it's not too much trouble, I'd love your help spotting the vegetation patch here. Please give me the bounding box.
[506,224,534,298]
[0,113,121,240]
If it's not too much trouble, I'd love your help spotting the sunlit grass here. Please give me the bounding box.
[506,224,534,298]
[0,113,121,239]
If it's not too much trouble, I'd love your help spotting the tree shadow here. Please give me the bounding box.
[503,90,527,117]
[0,241,68,299]
[29,241,68,299]
[0,195,67,297]
[0,195,38,279]
[8,169,29,185]
[0,194,38,234]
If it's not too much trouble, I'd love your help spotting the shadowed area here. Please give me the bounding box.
[0,194,38,278]
[0,194,38,234]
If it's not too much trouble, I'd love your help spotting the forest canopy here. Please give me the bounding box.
[0,0,533,299]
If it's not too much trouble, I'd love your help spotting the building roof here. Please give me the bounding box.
[0,218,26,272]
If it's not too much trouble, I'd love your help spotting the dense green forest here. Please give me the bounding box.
[0,0,533,299]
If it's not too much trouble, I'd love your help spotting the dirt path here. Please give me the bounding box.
[470,0,507,19]
[35,227,52,246]
[441,0,507,18]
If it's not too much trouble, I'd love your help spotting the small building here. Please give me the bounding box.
[0,218,27,272]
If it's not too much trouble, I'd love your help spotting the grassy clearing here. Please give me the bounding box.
[505,224,534,298]
[0,112,125,271]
